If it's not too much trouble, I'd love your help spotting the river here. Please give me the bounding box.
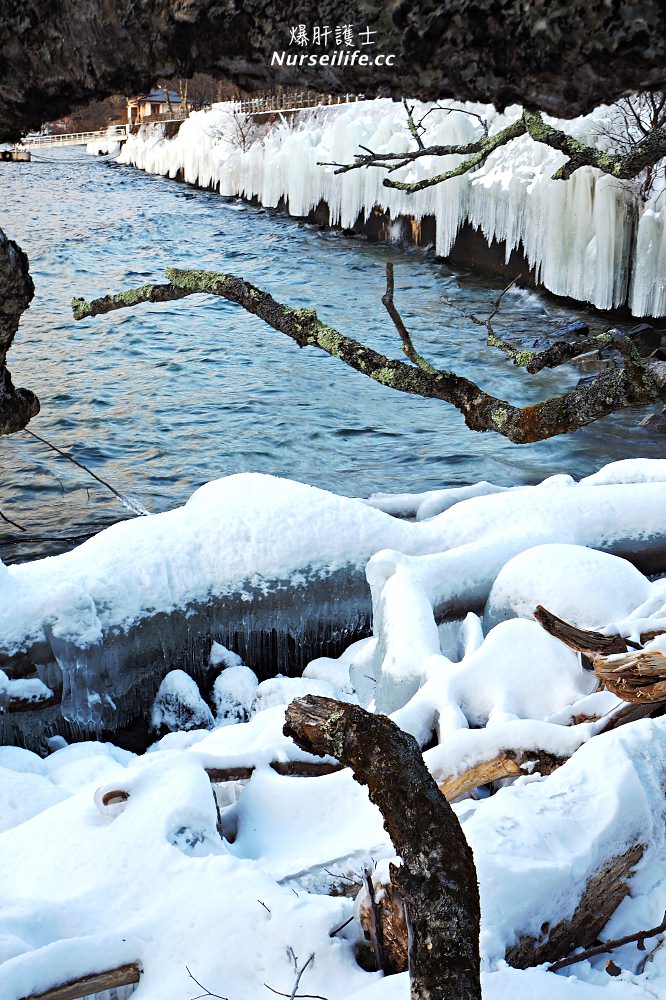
[1,147,663,562]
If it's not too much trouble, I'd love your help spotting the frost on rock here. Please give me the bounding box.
[213,663,258,724]
[151,670,214,733]
[117,99,666,315]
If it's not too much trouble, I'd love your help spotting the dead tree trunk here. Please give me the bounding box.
[284,695,481,1000]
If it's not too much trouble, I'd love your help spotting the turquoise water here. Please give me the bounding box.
[1,147,663,561]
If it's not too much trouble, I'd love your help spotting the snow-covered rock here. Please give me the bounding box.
[150,670,214,733]
[484,543,652,630]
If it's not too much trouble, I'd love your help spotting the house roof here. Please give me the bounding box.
[133,88,182,105]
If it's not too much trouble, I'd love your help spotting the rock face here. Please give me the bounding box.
[0,231,39,435]
[0,1,665,141]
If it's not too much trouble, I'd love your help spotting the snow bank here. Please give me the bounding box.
[3,462,666,739]
[1,705,664,999]
[117,99,666,315]
[3,458,666,999]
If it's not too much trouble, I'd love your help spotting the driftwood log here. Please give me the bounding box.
[19,963,140,1000]
[437,748,567,802]
[506,844,645,968]
[284,694,481,1000]
[594,650,666,703]
[355,833,645,974]
[533,605,637,657]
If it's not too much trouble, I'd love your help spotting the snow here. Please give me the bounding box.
[3,464,666,740]
[212,662,258,723]
[151,669,215,732]
[116,99,666,315]
[484,544,652,630]
[3,458,666,999]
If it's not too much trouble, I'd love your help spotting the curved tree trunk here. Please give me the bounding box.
[284,695,481,1000]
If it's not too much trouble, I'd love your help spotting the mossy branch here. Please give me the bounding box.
[328,107,666,194]
[72,266,666,444]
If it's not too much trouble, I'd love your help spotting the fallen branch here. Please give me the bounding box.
[24,428,149,517]
[362,867,392,974]
[72,268,666,444]
[594,649,666,702]
[284,695,481,1000]
[186,965,230,1000]
[264,952,317,1000]
[437,748,566,802]
[533,605,637,656]
[358,869,409,975]
[20,963,141,1000]
[205,761,343,783]
[547,909,666,972]
[507,844,645,968]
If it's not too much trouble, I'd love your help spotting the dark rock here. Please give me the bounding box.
[0,229,39,435]
[0,1,665,141]
[628,323,661,356]
[555,320,589,338]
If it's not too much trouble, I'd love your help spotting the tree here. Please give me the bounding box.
[326,99,666,190]
[70,261,666,444]
[284,695,481,1000]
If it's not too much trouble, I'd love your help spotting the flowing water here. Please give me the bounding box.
[1,147,664,563]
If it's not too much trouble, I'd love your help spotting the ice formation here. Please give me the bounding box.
[3,462,666,743]
[3,458,666,998]
[117,99,666,315]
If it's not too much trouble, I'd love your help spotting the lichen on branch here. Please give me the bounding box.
[72,266,666,444]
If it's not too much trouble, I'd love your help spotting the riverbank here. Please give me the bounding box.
[2,458,666,1000]
[117,98,666,317]
[7,145,664,567]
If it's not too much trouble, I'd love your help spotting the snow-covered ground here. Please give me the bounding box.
[2,458,666,999]
[116,99,666,316]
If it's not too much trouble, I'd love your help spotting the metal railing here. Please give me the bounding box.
[20,125,128,147]
[228,92,366,115]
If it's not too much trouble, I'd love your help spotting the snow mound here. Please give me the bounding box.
[450,618,595,725]
[485,543,652,630]
[151,670,214,733]
[213,664,258,724]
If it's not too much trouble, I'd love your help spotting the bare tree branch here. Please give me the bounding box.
[522,110,666,181]
[326,105,666,194]
[382,263,438,373]
[403,98,425,150]
[185,966,230,1000]
[264,953,316,1000]
[547,910,666,972]
[72,267,666,445]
